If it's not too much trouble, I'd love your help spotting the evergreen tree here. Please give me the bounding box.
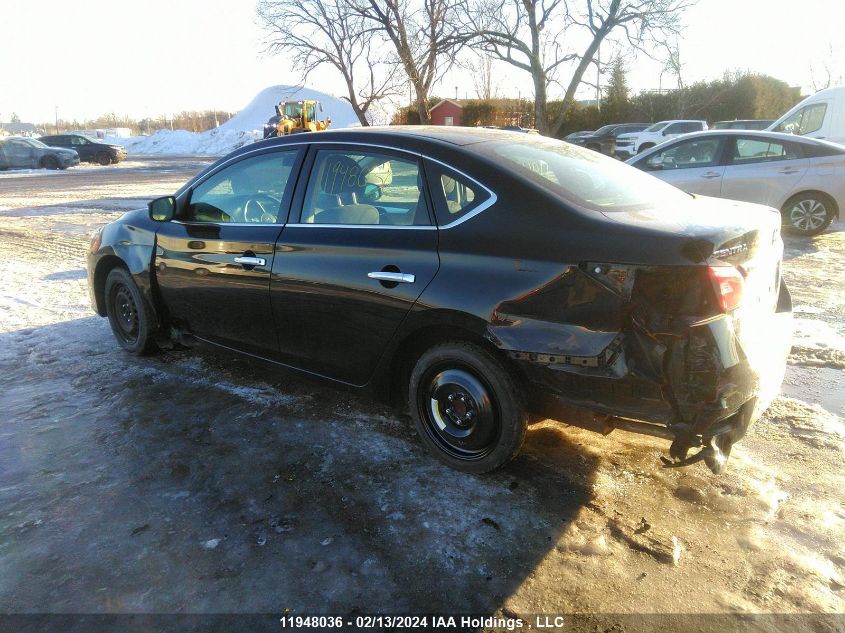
[603,59,630,122]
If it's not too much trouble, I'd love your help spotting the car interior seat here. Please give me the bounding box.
[302,154,379,225]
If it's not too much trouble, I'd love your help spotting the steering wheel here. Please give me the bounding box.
[243,195,279,223]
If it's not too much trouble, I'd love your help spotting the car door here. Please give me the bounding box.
[4,139,36,168]
[69,136,93,160]
[270,144,439,385]
[720,136,809,207]
[154,147,305,356]
[636,136,728,196]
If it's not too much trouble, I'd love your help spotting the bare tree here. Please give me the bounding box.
[465,0,692,135]
[469,53,497,99]
[257,0,402,126]
[351,0,466,124]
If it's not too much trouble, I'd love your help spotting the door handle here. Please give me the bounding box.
[700,171,721,179]
[368,271,415,284]
[234,256,266,266]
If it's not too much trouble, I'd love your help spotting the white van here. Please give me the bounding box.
[768,86,845,144]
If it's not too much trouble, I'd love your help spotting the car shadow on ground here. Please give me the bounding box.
[0,317,599,616]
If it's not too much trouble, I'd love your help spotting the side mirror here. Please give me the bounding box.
[149,196,175,222]
[363,183,382,202]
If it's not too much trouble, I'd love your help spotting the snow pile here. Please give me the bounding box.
[106,84,360,157]
[113,128,259,156]
[221,84,361,133]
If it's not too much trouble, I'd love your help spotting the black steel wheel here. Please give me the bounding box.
[42,156,59,170]
[104,267,157,355]
[96,151,112,166]
[409,341,527,473]
[782,192,836,237]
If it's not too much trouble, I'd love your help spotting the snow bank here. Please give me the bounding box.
[107,84,360,157]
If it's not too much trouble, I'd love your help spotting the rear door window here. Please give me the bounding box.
[299,149,430,226]
[730,138,802,164]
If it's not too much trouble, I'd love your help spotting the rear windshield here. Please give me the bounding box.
[489,137,690,212]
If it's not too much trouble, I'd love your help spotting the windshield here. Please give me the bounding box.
[490,137,690,212]
[593,125,616,135]
[25,139,48,148]
[283,102,303,118]
[644,122,669,133]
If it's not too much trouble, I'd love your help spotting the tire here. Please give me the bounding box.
[41,156,59,170]
[104,267,158,355]
[637,143,654,154]
[96,152,112,166]
[781,192,836,237]
[409,341,527,474]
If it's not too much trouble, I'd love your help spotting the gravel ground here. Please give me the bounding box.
[0,158,843,630]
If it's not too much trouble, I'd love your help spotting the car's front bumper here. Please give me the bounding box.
[514,282,793,472]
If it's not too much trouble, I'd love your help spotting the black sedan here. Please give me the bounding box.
[39,133,126,165]
[0,136,79,170]
[87,127,792,474]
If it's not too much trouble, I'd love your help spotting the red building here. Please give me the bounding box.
[429,99,464,126]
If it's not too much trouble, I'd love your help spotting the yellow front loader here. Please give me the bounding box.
[262,100,331,138]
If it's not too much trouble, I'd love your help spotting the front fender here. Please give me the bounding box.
[86,209,159,316]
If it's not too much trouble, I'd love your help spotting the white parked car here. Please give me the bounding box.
[627,130,845,236]
[768,86,845,145]
[614,120,708,159]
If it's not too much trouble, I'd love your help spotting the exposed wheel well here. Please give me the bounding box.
[386,324,525,411]
[638,143,655,153]
[92,255,128,316]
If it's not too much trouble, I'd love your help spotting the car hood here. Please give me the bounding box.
[599,195,781,265]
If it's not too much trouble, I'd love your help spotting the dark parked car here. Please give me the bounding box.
[87,128,792,474]
[39,133,126,165]
[0,136,79,170]
[566,123,650,156]
[712,120,774,131]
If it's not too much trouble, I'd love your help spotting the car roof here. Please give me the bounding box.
[677,129,841,146]
[264,125,532,147]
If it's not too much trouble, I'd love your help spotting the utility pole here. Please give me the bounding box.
[455,86,458,101]
[55,105,59,133]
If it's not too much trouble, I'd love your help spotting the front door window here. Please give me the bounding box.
[186,151,300,224]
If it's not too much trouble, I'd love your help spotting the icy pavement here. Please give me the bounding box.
[0,160,843,625]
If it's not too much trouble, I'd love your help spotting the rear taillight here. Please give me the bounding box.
[707,266,744,312]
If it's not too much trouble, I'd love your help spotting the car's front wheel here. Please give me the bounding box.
[409,341,527,473]
[96,152,112,166]
[104,267,158,355]
[782,192,836,237]
[638,143,654,153]
[41,156,59,170]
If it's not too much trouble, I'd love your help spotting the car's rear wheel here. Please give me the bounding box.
[409,341,527,473]
[96,152,112,166]
[781,192,836,236]
[41,156,59,170]
[104,268,157,355]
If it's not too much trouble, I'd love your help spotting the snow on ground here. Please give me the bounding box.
[105,84,361,157]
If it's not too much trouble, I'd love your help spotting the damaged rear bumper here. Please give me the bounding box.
[513,282,793,473]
